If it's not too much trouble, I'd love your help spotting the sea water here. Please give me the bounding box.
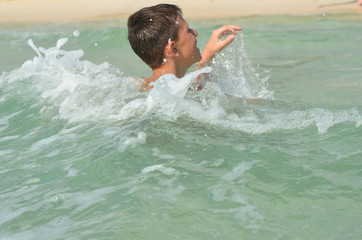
[0,14,361,239]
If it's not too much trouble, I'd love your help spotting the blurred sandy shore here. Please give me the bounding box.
[0,0,361,23]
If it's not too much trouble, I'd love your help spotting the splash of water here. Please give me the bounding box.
[1,36,361,138]
[3,37,147,122]
[146,67,212,119]
[210,32,273,99]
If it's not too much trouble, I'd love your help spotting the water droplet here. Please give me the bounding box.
[94,43,98,47]
[73,30,80,37]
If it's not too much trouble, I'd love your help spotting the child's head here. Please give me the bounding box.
[127,4,183,69]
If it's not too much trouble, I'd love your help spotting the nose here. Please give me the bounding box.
[193,29,198,37]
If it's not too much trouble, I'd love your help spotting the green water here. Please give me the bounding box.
[0,14,362,239]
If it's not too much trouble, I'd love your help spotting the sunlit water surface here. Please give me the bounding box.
[1,14,362,239]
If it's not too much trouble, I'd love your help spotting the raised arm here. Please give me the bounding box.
[199,25,242,68]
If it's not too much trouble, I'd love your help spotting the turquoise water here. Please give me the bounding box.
[1,14,362,239]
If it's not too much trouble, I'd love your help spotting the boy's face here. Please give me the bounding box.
[174,16,202,69]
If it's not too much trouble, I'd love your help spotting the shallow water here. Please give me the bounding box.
[1,14,362,239]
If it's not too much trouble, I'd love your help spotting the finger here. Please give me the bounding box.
[218,34,235,49]
[221,25,242,32]
[228,25,242,30]
[215,25,242,36]
[214,27,234,36]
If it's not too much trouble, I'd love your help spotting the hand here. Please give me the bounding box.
[199,25,242,67]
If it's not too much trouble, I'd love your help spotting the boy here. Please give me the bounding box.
[127,4,242,90]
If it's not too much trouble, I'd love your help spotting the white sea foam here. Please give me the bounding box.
[2,36,361,141]
[221,160,259,182]
[152,148,175,160]
[211,206,263,231]
[23,178,41,184]
[0,111,23,132]
[30,134,61,152]
[4,38,147,123]
[139,164,184,200]
[141,164,178,176]
[209,159,264,231]
[145,67,212,118]
[0,149,14,157]
[65,168,79,177]
[118,131,147,152]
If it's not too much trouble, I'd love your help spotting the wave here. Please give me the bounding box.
[0,35,361,139]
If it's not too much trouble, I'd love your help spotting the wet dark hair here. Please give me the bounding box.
[127,4,182,69]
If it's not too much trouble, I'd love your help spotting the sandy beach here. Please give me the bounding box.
[0,0,361,23]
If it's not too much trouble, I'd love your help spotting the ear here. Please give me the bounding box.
[164,41,179,58]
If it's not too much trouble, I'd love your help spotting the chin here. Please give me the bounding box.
[195,50,202,62]
[191,56,201,66]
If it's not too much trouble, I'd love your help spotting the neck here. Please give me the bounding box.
[145,60,187,85]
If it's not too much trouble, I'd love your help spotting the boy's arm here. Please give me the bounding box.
[199,25,242,68]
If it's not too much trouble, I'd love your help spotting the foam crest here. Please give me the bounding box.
[126,164,184,200]
[209,160,263,230]
[210,33,273,99]
[309,107,362,133]
[3,38,146,122]
[145,67,212,118]
[118,131,147,152]
[142,68,361,134]
[221,160,259,182]
[141,164,179,176]
[3,37,360,136]
[204,106,361,134]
